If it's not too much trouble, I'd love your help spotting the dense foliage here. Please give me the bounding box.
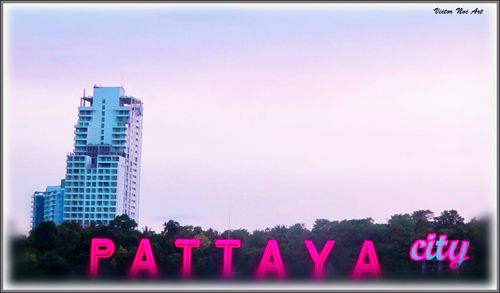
[11,209,490,282]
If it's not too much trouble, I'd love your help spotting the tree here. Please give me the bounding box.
[411,210,434,237]
[141,226,155,238]
[433,210,465,238]
[162,220,180,238]
[110,214,138,232]
[31,221,57,251]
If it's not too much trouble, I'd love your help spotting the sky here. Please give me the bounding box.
[2,3,498,235]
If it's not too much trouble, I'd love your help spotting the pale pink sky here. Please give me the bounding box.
[3,3,498,234]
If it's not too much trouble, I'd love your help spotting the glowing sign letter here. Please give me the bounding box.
[448,240,470,269]
[352,240,381,279]
[304,240,335,279]
[434,235,449,261]
[215,239,241,278]
[256,240,285,279]
[174,238,201,278]
[424,233,437,259]
[409,239,427,261]
[129,238,158,277]
[89,238,115,277]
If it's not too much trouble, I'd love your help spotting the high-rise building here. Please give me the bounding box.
[62,86,144,226]
[32,192,45,228]
[31,86,144,228]
[31,180,65,228]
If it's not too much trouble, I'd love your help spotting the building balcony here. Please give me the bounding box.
[75,123,89,128]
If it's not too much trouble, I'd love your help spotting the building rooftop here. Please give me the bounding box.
[93,85,125,90]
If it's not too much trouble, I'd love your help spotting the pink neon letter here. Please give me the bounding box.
[175,238,201,278]
[352,240,381,279]
[215,239,241,278]
[424,233,437,260]
[256,240,285,278]
[447,240,470,269]
[304,240,335,279]
[409,239,427,261]
[89,238,115,276]
[129,238,158,277]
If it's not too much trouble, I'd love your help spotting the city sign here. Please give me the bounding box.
[89,233,470,279]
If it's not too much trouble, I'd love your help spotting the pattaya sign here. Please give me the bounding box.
[89,233,470,279]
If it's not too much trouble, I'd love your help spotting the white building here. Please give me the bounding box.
[63,86,143,226]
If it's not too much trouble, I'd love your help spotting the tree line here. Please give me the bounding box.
[11,209,490,281]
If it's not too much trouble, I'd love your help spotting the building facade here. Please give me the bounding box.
[31,181,65,228]
[31,192,45,228]
[32,85,143,227]
[63,86,143,226]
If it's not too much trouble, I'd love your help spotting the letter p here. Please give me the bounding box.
[89,238,115,277]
